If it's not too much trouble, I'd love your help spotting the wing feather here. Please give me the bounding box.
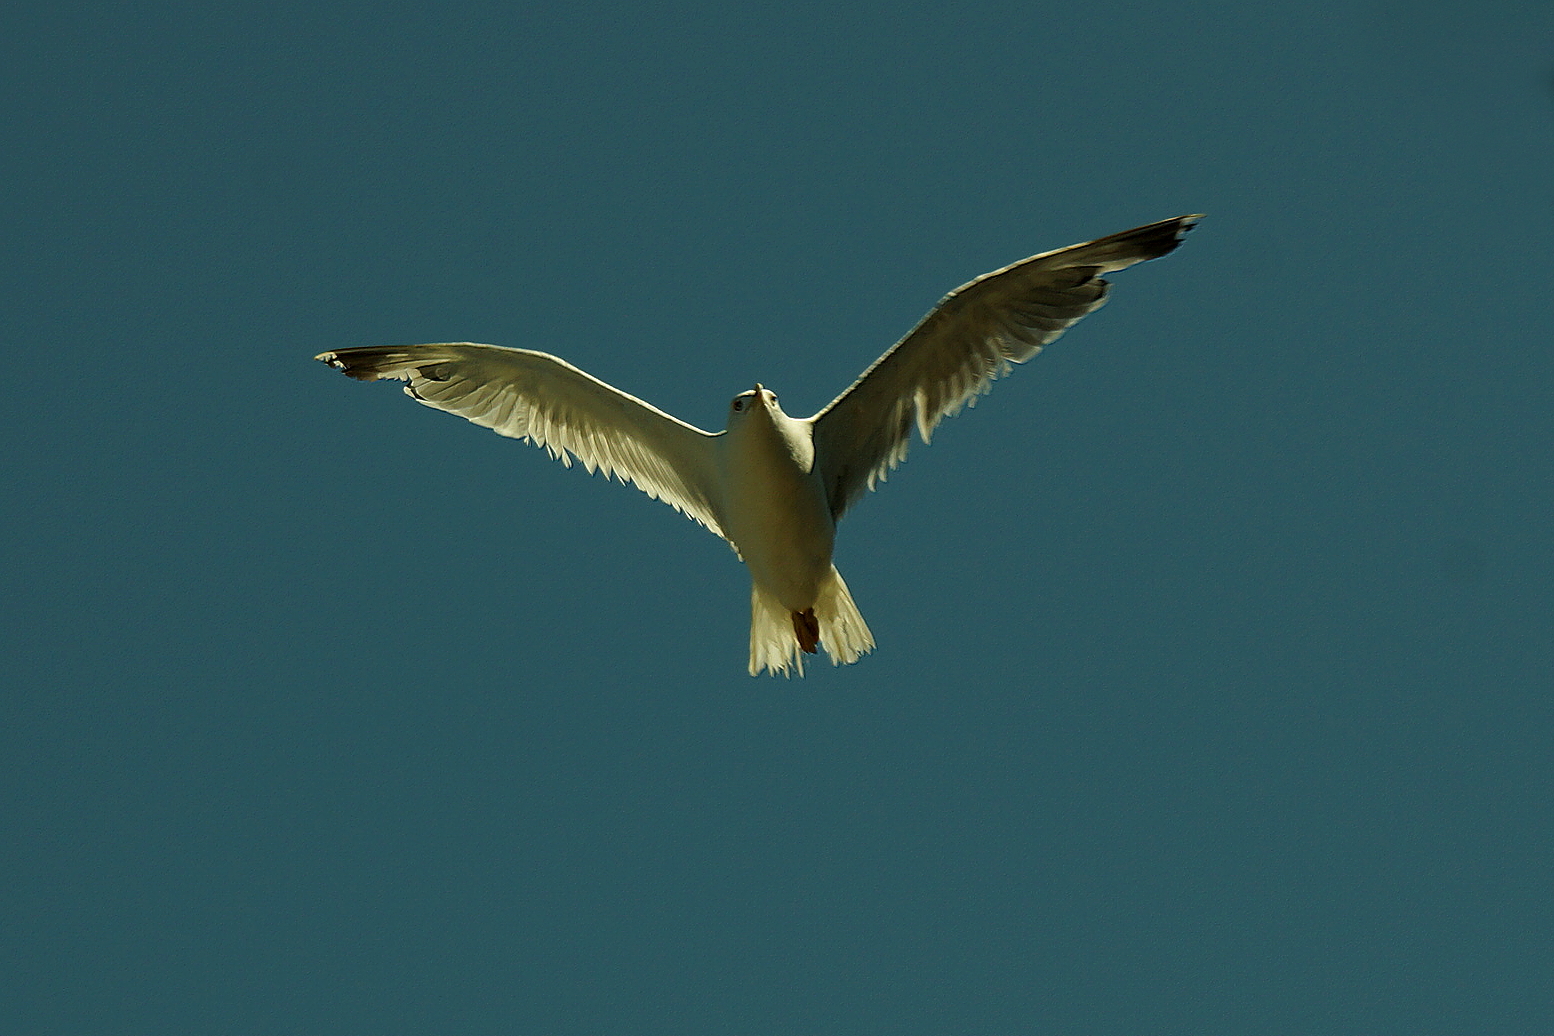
[317,343,727,538]
[810,215,1201,518]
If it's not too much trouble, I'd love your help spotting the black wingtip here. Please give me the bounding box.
[1134,214,1204,259]
[315,348,386,381]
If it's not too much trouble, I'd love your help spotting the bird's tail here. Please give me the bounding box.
[748,566,875,677]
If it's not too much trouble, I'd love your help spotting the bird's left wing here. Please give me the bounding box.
[809,215,1200,519]
[317,343,727,538]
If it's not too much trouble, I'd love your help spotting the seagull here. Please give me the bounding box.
[317,214,1200,675]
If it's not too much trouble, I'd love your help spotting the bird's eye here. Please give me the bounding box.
[732,399,744,411]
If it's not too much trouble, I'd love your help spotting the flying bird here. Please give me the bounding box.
[317,214,1200,675]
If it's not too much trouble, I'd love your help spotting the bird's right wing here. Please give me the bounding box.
[317,343,728,538]
[809,215,1200,519]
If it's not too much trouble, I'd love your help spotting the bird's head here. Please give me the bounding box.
[728,383,784,423]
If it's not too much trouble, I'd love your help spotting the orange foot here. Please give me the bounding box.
[791,608,820,654]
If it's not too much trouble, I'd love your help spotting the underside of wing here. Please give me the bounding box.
[810,214,1200,518]
[317,343,727,538]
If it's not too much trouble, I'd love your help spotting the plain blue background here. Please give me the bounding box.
[5,2,1552,1032]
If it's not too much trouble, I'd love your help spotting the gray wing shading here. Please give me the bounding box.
[316,343,728,538]
[809,214,1201,519]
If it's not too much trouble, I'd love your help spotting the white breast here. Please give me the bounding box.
[718,406,836,612]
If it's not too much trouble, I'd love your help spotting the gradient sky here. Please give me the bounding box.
[6,2,1553,1033]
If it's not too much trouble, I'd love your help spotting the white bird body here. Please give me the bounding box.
[715,385,868,673]
[317,215,1200,675]
[718,386,831,610]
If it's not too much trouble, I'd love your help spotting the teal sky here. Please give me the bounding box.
[5,2,1553,1033]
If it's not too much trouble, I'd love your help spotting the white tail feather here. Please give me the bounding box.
[747,566,876,677]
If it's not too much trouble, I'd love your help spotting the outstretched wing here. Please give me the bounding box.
[317,343,727,538]
[809,214,1201,519]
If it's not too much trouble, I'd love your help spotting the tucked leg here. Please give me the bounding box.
[791,608,820,654]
